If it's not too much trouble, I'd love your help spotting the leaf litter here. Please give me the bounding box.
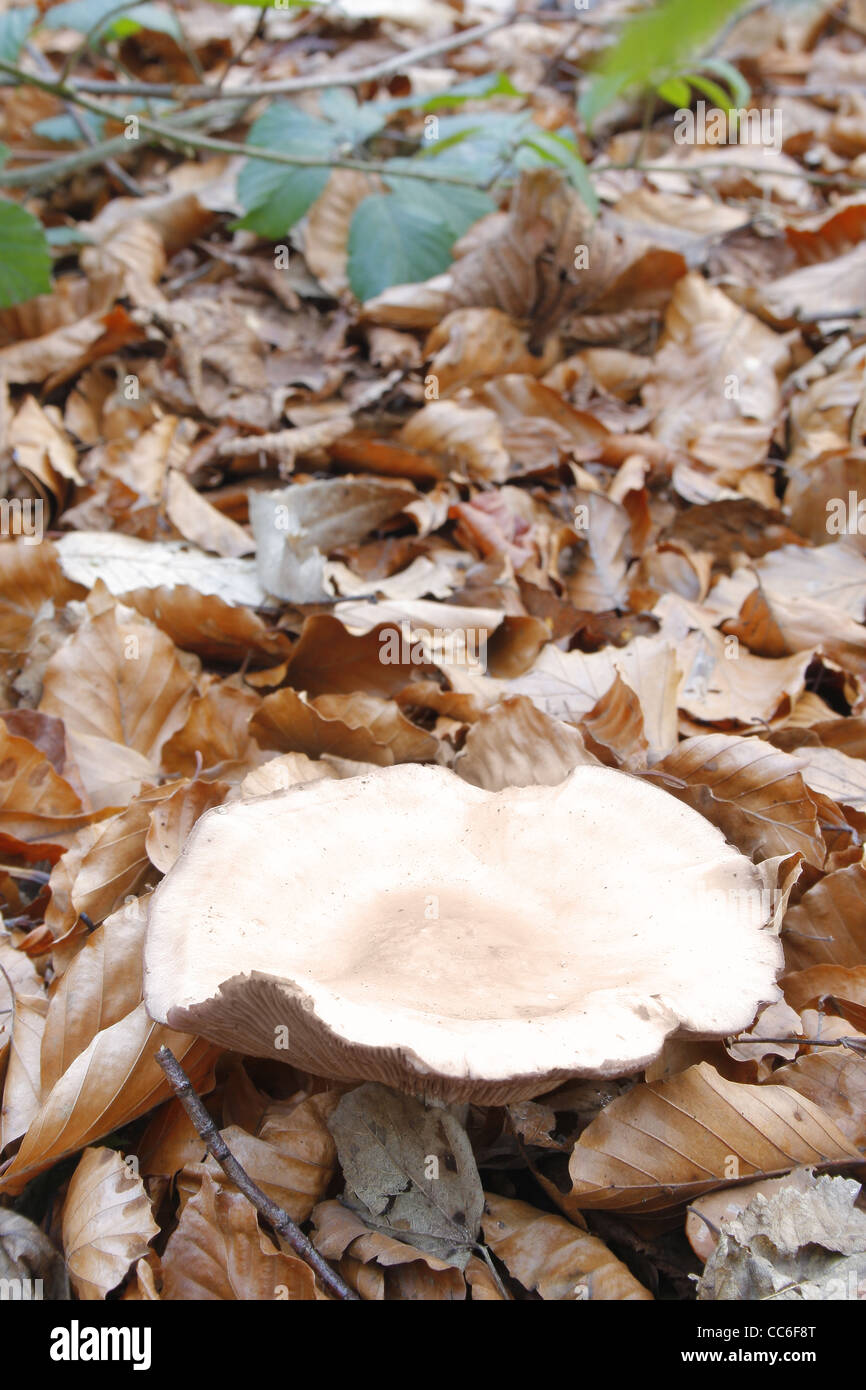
[0,0,865,1304]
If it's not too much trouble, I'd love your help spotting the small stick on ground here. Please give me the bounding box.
[156,1045,359,1301]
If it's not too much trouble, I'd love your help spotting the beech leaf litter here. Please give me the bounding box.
[1,0,866,1306]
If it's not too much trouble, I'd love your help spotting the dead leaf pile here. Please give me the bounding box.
[1,0,866,1303]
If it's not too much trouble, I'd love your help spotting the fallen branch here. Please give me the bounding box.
[155,1045,359,1301]
[0,58,488,188]
[60,15,512,101]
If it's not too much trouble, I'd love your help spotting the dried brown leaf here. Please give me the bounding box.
[648,734,825,868]
[0,1004,218,1195]
[566,1062,860,1213]
[161,1172,316,1300]
[62,1146,159,1300]
[482,1192,652,1300]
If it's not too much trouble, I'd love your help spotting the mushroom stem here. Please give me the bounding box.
[155,1046,359,1301]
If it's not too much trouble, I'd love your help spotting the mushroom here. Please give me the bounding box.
[144,763,784,1104]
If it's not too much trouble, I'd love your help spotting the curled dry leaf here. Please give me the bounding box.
[304,169,382,296]
[283,613,433,698]
[696,1169,866,1301]
[454,695,598,791]
[578,673,649,770]
[121,585,290,667]
[687,1173,808,1264]
[0,1207,70,1300]
[9,395,82,494]
[482,1192,652,1301]
[44,782,177,939]
[566,1062,860,1214]
[179,1090,340,1225]
[0,542,83,666]
[643,273,790,469]
[507,633,681,760]
[62,1146,159,1301]
[0,930,41,1048]
[239,751,340,799]
[251,687,440,766]
[54,533,269,611]
[311,1199,465,1301]
[39,598,196,809]
[250,477,417,604]
[724,998,803,1063]
[145,779,230,874]
[0,722,88,844]
[160,680,263,779]
[399,400,510,482]
[783,964,866,1016]
[161,1171,316,1301]
[426,308,556,394]
[164,470,254,559]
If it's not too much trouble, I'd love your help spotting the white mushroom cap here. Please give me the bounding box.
[144,764,783,1103]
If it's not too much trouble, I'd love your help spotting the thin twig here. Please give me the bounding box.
[216,7,267,92]
[0,135,141,188]
[24,41,143,197]
[62,16,513,101]
[155,1045,359,1301]
[0,866,50,883]
[165,0,206,84]
[0,58,492,187]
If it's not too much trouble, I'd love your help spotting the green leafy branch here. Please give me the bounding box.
[0,0,861,310]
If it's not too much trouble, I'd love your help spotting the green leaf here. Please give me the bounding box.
[236,96,387,232]
[237,103,334,225]
[317,88,386,144]
[701,56,751,108]
[412,110,533,184]
[417,72,524,112]
[234,167,328,236]
[46,226,95,247]
[347,195,455,300]
[43,0,181,41]
[580,0,749,127]
[0,6,36,63]
[686,72,738,111]
[519,129,598,215]
[384,177,495,240]
[34,113,106,142]
[0,200,51,308]
[656,76,693,107]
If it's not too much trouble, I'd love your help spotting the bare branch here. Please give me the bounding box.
[62,15,513,101]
